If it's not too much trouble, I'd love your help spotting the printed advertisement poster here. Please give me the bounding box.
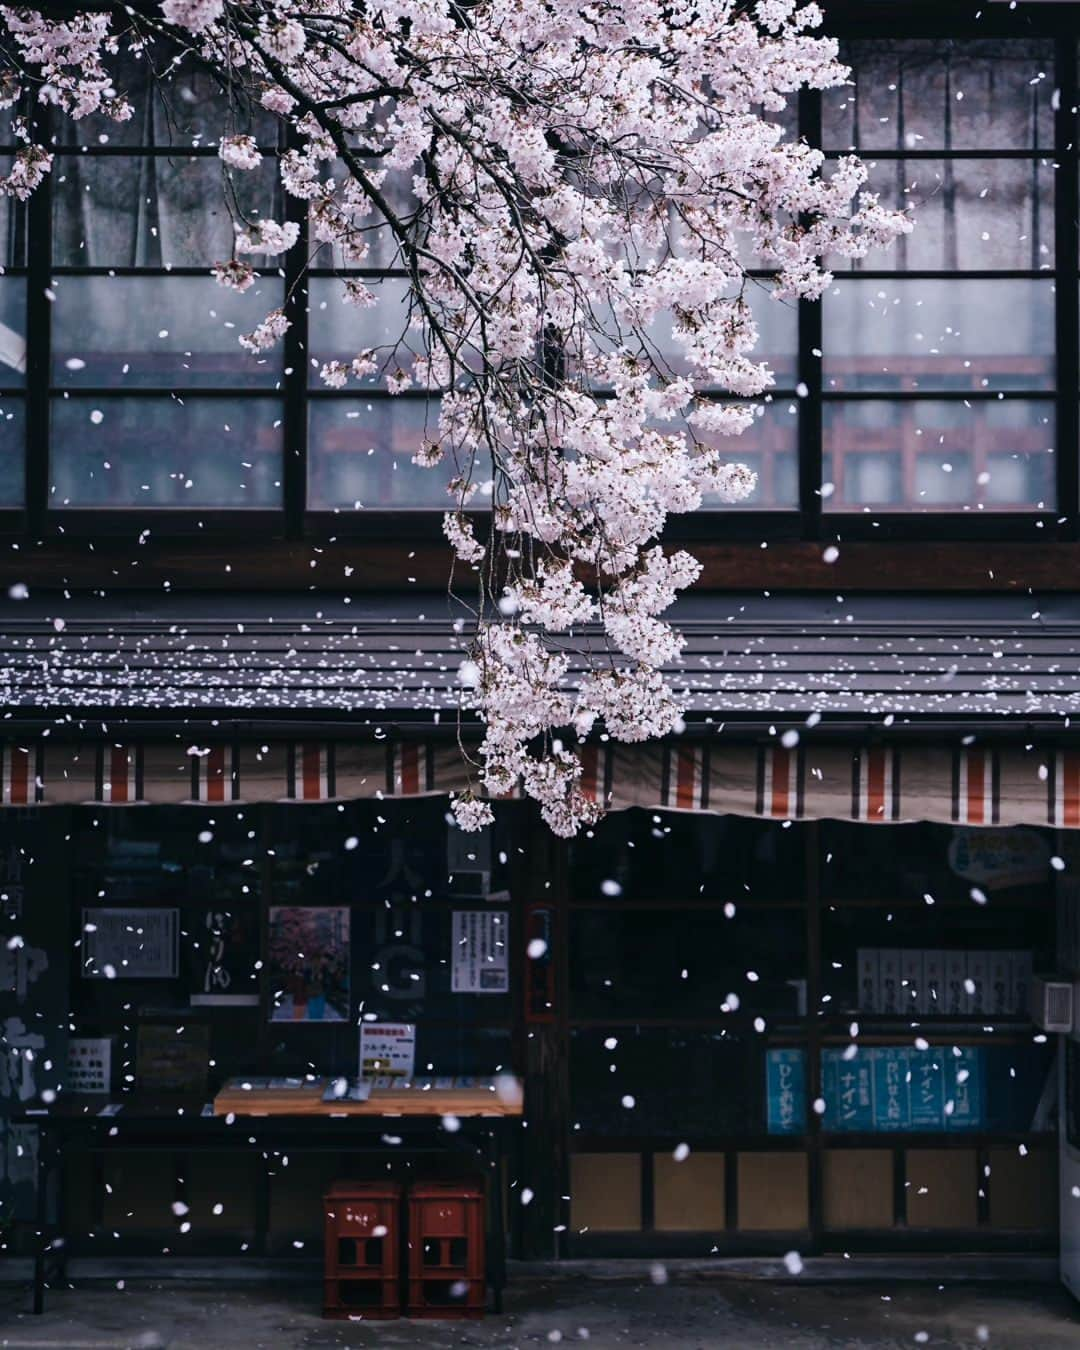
[267,906,350,1022]
[82,908,178,979]
[451,910,509,994]
[359,1022,416,1078]
[765,1048,806,1135]
[821,1048,874,1132]
[187,903,259,1007]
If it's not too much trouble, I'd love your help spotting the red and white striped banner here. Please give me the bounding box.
[1050,749,1080,828]
[388,742,433,796]
[1,743,36,805]
[756,745,803,819]
[191,745,237,803]
[287,743,333,800]
[97,745,141,803]
[661,745,709,810]
[952,748,1000,825]
[579,743,613,806]
[852,747,900,822]
[0,738,1069,830]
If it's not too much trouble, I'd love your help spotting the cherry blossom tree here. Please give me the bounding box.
[0,1,909,835]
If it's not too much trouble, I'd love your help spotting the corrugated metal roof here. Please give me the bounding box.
[0,591,1077,723]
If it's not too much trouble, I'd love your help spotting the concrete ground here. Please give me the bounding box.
[0,1270,1078,1350]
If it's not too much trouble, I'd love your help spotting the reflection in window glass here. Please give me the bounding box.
[569,811,806,902]
[52,156,283,267]
[0,395,23,505]
[570,909,806,1020]
[827,158,1054,272]
[0,277,25,387]
[308,276,413,385]
[698,397,798,509]
[822,279,1054,393]
[584,283,798,392]
[823,399,1054,511]
[653,283,798,390]
[50,396,282,507]
[571,1028,775,1138]
[308,396,454,509]
[54,47,280,148]
[311,161,419,270]
[0,158,26,269]
[53,275,283,388]
[822,39,1054,151]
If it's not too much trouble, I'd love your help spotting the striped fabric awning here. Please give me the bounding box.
[1,737,1078,828]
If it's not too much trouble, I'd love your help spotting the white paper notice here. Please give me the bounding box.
[82,908,179,979]
[359,1022,416,1078]
[451,911,509,994]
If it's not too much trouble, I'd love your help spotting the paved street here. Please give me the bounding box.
[1,1273,1078,1349]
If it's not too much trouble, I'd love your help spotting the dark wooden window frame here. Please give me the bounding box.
[0,5,1072,549]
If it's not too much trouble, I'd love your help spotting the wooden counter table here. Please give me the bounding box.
[17,1077,523,1315]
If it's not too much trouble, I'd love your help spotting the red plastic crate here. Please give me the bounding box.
[407,1181,485,1318]
[323,1180,402,1319]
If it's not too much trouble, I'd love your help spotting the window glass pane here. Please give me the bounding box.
[311,161,418,270]
[53,275,284,388]
[308,397,451,509]
[570,909,806,1019]
[822,279,1054,392]
[571,1027,776,1138]
[828,158,1054,272]
[52,155,284,267]
[0,277,25,387]
[646,284,798,390]
[0,157,26,268]
[0,395,24,505]
[699,397,798,509]
[569,811,805,902]
[822,39,1054,151]
[308,276,412,386]
[583,283,797,392]
[823,399,1054,511]
[50,396,282,508]
[55,47,279,148]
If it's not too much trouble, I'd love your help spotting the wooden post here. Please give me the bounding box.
[514,808,570,1259]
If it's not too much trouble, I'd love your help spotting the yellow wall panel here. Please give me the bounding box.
[653,1151,726,1232]
[569,1152,641,1232]
[905,1149,978,1229]
[988,1147,1058,1231]
[823,1149,894,1230]
[737,1151,808,1231]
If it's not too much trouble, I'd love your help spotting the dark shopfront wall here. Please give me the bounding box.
[0,802,1064,1261]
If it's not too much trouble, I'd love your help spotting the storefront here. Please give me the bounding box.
[2,0,1080,1301]
[0,592,1075,1272]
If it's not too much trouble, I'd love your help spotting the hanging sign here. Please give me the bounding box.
[948,827,1051,890]
[451,911,509,994]
[359,1022,416,1078]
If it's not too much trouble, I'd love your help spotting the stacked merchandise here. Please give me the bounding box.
[856,948,1032,1015]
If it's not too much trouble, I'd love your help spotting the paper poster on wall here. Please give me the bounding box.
[765,1048,806,1135]
[451,910,509,994]
[66,1037,111,1094]
[821,1048,873,1132]
[187,903,260,1007]
[267,906,350,1022]
[82,908,178,979]
[359,1022,416,1078]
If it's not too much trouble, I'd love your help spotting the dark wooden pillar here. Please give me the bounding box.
[513,808,570,1259]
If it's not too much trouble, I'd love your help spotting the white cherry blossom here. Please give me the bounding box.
[2,0,910,834]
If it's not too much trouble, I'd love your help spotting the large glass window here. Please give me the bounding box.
[820,38,1057,513]
[6,26,1079,528]
[45,48,284,513]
